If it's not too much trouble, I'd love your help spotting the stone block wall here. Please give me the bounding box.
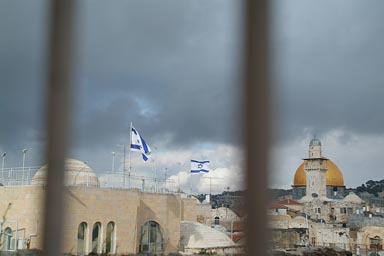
[0,186,200,255]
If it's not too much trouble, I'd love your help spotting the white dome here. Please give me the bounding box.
[343,192,364,203]
[180,221,235,249]
[31,158,100,187]
[309,138,321,146]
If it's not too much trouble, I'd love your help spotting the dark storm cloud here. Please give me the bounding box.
[5,0,384,174]
[271,0,384,144]
[0,0,243,169]
[71,0,244,152]
[0,1,48,165]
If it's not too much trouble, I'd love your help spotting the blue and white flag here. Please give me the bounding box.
[190,160,210,173]
[131,126,151,162]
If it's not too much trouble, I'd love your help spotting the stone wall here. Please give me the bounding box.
[355,226,384,246]
[0,186,45,250]
[63,187,141,254]
[302,199,364,223]
[293,186,346,201]
[137,192,182,253]
[271,228,307,248]
[349,214,384,228]
[0,186,199,255]
[310,224,350,250]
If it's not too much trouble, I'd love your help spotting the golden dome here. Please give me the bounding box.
[293,159,344,187]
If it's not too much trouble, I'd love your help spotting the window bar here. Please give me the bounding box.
[39,0,269,255]
[42,0,75,255]
[244,0,270,255]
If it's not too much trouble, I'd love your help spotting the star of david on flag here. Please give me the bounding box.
[190,160,210,173]
[130,126,151,161]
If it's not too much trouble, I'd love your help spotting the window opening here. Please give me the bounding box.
[370,236,382,251]
[77,222,87,255]
[3,227,13,251]
[92,222,102,253]
[106,221,116,254]
[139,221,163,253]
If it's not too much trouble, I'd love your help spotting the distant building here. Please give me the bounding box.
[269,138,384,254]
[269,202,288,216]
[0,158,243,255]
[292,138,345,200]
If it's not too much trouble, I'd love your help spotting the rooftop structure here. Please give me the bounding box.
[0,158,178,194]
[292,138,346,200]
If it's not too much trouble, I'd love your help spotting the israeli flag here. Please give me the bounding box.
[190,160,210,173]
[131,126,151,161]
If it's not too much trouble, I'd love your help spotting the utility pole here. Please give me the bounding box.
[1,152,6,181]
[111,151,116,173]
[117,144,127,187]
[164,168,168,190]
[22,149,28,185]
[124,145,126,187]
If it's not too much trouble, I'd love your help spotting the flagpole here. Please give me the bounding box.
[128,122,133,188]
[123,145,126,187]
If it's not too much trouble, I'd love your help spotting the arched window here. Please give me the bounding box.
[370,236,382,251]
[106,221,116,254]
[77,222,87,255]
[92,222,102,254]
[214,216,220,225]
[139,221,163,253]
[3,227,13,251]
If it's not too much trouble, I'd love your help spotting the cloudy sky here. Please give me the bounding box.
[270,0,384,189]
[1,1,384,193]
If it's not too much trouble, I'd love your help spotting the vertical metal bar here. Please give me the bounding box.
[124,144,127,187]
[112,151,116,173]
[244,0,270,255]
[43,0,75,255]
[129,121,133,186]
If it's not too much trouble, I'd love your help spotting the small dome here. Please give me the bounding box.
[31,158,99,187]
[293,159,344,187]
[343,192,364,203]
[309,138,321,146]
[180,221,235,249]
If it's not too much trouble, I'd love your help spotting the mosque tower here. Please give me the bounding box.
[304,138,329,198]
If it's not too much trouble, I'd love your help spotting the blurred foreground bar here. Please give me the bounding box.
[244,0,270,255]
[43,0,75,255]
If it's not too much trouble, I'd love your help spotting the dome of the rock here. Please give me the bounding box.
[293,159,344,187]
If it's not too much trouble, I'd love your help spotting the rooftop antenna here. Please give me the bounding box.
[22,149,28,185]
[1,152,6,181]
[111,151,116,173]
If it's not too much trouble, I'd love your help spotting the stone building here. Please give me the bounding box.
[180,221,239,254]
[298,139,366,223]
[269,138,384,254]
[292,138,345,200]
[0,159,200,255]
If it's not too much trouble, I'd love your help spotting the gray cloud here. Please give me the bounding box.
[0,1,48,165]
[271,0,384,145]
[0,1,243,171]
[71,0,243,158]
[2,0,384,188]
[269,0,384,188]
